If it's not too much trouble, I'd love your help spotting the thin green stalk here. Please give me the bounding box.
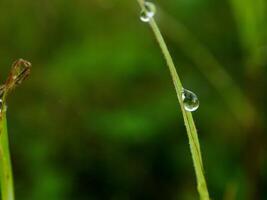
[0,111,15,200]
[158,9,256,127]
[0,58,31,200]
[229,0,266,72]
[137,1,210,199]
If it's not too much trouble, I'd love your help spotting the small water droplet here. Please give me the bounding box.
[0,99,3,114]
[140,2,156,22]
[182,89,199,112]
[0,86,5,114]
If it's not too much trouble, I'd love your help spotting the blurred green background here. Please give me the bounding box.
[0,0,266,199]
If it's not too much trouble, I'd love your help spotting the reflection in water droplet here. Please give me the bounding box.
[0,99,2,112]
[182,89,199,112]
[0,100,5,114]
[140,2,156,22]
[0,87,4,114]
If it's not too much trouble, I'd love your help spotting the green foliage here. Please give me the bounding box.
[0,0,266,199]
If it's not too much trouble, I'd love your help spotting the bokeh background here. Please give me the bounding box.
[0,0,266,199]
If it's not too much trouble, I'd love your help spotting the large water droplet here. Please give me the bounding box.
[140,2,156,22]
[182,89,199,112]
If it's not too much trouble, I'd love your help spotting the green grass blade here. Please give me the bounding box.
[229,0,266,71]
[136,1,210,199]
[158,10,256,126]
[0,112,15,200]
[0,58,30,200]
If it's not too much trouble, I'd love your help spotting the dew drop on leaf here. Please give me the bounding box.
[140,2,156,22]
[182,89,199,112]
[0,89,3,114]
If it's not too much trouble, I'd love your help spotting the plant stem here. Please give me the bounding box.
[0,58,31,200]
[137,1,210,199]
[0,111,15,200]
[158,10,256,126]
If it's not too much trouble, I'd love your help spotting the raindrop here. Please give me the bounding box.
[0,88,4,114]
[140,1,156,22]
[0,99,3,113]
[182,89,199,112]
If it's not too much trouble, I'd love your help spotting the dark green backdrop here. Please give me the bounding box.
[0,0,266,199]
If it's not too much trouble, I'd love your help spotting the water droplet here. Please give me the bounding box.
[0,99,3,113]
[182,89,199,112]
[140,2,156,22]
[0,102,6,114]
[0,88,4,114]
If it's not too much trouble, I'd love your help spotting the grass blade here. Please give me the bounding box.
[0,112,15,200]
[136,1,210,199]
[229,0,266,71]
[158,9,256,126]
[0,58,31,200]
